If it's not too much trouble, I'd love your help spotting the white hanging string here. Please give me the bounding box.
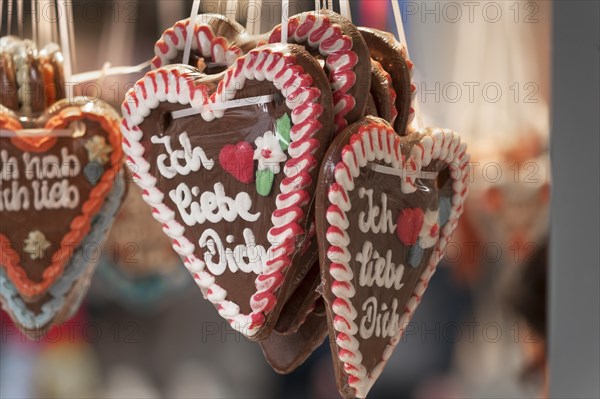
[66,0,77,73]
[7,0,12,34]
[246,0,262,35]
[70,59,152,84]
[17,0,23,37]
[281,0,289,43]
[183,0,201,66]
[225,0,236,20]
[172,94,275,119]
[0,121,86,137]
[369,163,438,180]
[0,0,4,33]
[37,0,54,47]
[314,0,320,11]
[57,0,73,100]
[31,0,37,44]
[340,0,352,21]
[391,0,423,129]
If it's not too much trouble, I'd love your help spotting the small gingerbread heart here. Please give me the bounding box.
[0,98,125,335]
[315,116,469,398]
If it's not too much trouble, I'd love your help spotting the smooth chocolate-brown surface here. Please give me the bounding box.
[359,28,412,136]
[259,307,328,374]
[274,259,321,335]
[369,59,395,124]
[315,117,451,398]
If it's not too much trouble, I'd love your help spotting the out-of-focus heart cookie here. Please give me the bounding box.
[359,28,416,135]
[0,99,125,335]
[315,116,469,398]
[152,14,254,73]
[367,59,397,125]
[0,100,123,300]
[121,43,334,340]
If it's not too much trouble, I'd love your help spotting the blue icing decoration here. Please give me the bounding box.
[438,196,452,227]
[0,172,126,330]
[408,240,424,268]
[84,162,104,185]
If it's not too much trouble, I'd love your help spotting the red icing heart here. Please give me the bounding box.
[219,141,255,184]
[396,208,424,245]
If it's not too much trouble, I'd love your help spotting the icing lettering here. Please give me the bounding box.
[170,182,260,226]
[152,132,215,179]
[23,148,81,180]
[199,228,266,276]
[0,148,82,212]
[358,188,396,234]
[359,296,400,339]
[0,150,19,180]
[356,241,405,290]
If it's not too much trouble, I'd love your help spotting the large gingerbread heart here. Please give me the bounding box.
[315,116,469,398]
[0,100,123,302]
[153,10,371,135]
[121,43,334,340]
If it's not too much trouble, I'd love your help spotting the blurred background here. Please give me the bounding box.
[1,1,555,398]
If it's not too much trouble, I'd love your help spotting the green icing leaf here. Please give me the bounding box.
[256,169,275,197]
[275,113,291,151]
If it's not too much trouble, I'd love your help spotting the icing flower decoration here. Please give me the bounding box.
[254,131,287,174]
[254,131,287,197]
[84,135,113,165]
[23,230,51,260]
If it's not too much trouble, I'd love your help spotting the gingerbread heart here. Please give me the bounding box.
[0,167,125,336]
[315,116,469,398]
[0,98,125,335]
[121,43,334,340]
[359,28,415,135]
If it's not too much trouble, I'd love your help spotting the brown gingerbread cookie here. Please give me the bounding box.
[0,98,125,335]
[315,116,469,398]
